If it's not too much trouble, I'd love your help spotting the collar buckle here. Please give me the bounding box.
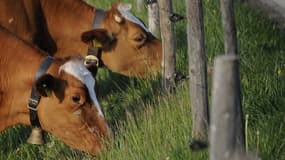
[28,98,39,111]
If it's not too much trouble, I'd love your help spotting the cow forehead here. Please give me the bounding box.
[117,3,149,32]
[59,60,104,117]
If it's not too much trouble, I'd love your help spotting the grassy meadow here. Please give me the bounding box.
[1,0,285,159]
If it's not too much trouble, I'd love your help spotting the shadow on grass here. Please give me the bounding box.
[96,69,132,98]
[96,68,162,129]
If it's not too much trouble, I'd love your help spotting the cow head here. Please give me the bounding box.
[83,3,162,78]
[35,57,109,155]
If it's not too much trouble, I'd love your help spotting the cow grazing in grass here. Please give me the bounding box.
[0,26,110,156]
[0,0,162,77]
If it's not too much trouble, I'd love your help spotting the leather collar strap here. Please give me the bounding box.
[28,56,53,128]
[86,9,106,67]
[92,9,106,29]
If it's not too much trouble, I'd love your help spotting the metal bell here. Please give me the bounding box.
[27,127,45,144]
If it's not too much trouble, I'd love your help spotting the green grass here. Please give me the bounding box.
[1,0,285,159]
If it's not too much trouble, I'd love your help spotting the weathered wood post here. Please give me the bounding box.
[137,0,145,13]
[186,0,209,143]
[210,55,240,160]
[220,0,238,55]
[210,55,256,160]
[220,0,245,149]
[158,0,176,92]
[147,0,160,38]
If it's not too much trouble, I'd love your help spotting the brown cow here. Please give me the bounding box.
[0,26,110,156]
[0,0,162,77]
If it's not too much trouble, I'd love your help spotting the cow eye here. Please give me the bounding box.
[72,95,81,103]
[134,33,146,43]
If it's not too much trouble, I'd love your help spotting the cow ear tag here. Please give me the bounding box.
[43,84,51,97]
[114,14,123,23]
[92,39,103,48]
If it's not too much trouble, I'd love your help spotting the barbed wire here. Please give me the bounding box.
[144,0,185,23]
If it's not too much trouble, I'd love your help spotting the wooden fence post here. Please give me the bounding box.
[147,1,160,38]
[220,0,238,55]
[220,0,245,149]
[186,0,209,143]
[210,55,240,160]
[210,55,256,160]
[158,0,176,92]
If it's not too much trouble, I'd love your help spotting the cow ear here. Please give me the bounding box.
[114,14,123,23]
[110,3,123,23]
[81,29,114,48]
[113,3,132,24]
[35,74,55,97]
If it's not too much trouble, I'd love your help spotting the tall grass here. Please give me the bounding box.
[0,0,284,160]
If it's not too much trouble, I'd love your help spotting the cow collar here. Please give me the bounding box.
[86,47,103,67]
[28,56,53,128]
[86,9,106,67]
[92,9,105,29]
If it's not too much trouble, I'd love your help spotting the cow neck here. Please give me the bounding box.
[39,0,95,57]
[28,56,53,128]
[86,9,106,67]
